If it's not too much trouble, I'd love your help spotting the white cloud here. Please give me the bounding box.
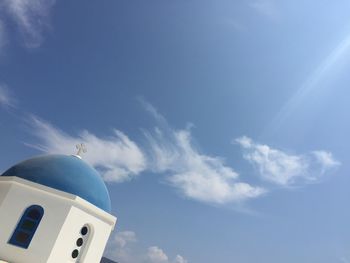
[106,231,188,263]
[147,249,188,263]
[147,246,169,263]
[313,150,341,170]
[249,0,279,20]
[28,116,147,183]
[27,100,265,205]
[173,255,188,263]
[236,136,340,186]
[0,84,16,109]
[27,101,339,203]
[114,231,137,248]
[2,0,56,47]
[26,105,265,205]
[143,103,265,204]
[107,231,141,263]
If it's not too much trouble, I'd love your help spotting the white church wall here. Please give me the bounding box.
[0,181,10,207]
[0,178,73,263]
[48,206,114,263]
[0,177,116,263]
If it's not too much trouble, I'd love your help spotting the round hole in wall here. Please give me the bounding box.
[72,249,79,259]
[76,238,83,247]
[81,226,88,235]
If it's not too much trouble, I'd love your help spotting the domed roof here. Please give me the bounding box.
[1,154,111,212]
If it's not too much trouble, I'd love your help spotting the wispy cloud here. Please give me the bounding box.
[0,84,16,109]
[106,231,188,263]
[28,116,147,183]
[2,0,56,48]
[142,102,266,204]
[236,136,340,186]
[146,247,187,263]
[249,0,279,20]
[147,246,169,263]
[173,255,188,263]
[114,231,137,248]
[25,102,339,203]
[107,231,141,263]
[27,101,265,204]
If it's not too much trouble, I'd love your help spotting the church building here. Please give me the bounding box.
[0,152,117,263]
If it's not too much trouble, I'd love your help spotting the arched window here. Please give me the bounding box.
[8,205,44,249]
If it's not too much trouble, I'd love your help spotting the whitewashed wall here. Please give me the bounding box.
[0,177,116,263]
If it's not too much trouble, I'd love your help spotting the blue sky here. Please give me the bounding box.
[1,0,350,262]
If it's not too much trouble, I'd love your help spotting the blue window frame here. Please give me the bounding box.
[8,205,44,249]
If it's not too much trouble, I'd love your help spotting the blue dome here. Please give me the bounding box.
[1,154,111,212]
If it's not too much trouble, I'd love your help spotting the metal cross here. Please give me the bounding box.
[76,143,87,157]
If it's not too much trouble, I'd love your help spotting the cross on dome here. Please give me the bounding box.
[75,143,87,158]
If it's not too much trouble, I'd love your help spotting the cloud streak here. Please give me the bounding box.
[27,102,338,204]
[28,101,265,205]
[143,102,266,204]
[28,116,147,183]
[236,136,340,186]
[2,0,56,47]
[0,84,16,109]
